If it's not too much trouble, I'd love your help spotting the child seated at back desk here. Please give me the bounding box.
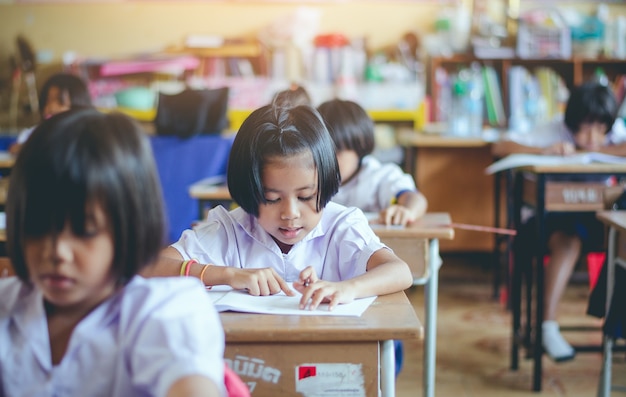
[492,81,626,362]
[0,109,224,396]
[317,98,428,226]
[317,98,428,376]
[9,72,93,155]
[143,104,413,310]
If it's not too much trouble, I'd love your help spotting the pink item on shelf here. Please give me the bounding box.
[99,55,199,77]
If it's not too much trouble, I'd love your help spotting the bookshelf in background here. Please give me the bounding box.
[429,55,626,129]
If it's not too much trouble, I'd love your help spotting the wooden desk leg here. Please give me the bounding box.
[423,238,440,397]
[381,339,395,397]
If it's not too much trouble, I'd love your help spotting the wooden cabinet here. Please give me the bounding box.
[398,132,495,252]
[429,55,626,122]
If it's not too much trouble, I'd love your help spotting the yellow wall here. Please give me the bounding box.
[0,2,444,62]
[2,2,625,64]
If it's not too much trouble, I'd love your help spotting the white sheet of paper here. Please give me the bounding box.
[208,289,376,317]
[485,152,626,175]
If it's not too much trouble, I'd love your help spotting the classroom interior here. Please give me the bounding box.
[2,0,626,396]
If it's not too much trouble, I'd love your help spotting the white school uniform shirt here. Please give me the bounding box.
[331,155,418,213]
[172,202,386,282]
[0,276,225,397]
[505,118,626,148]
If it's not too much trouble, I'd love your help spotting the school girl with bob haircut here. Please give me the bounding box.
[0,109,225,397]
[228,104,339,216]
[147,104,413,311]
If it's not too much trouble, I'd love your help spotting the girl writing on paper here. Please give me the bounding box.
[144,104,413,311]
[494,81,626,362]
[0,109,225,396]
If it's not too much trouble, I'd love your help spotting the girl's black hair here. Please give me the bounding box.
[7,108,166,285]
[564,81,617,135]
[317,99,375,160]
[271,85,312,108]
[39,73,92,117]
[227,105,340,217]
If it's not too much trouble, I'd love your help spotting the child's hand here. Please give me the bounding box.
[293,267,357,311]
[380,205,416,226]
[292,266,318,291]
[297,280,358,311]
[229,267,295,296]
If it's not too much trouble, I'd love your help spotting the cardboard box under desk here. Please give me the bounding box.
[523,178,620,212]
[225,341,378,396]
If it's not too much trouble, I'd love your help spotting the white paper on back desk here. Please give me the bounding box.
[486,152,626,175]
[207,287,376,317]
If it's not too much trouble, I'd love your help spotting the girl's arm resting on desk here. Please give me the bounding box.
[385,190,428,225]
[598,142,626,156]
[167,375,222,397]
[492,140,544,157]
[142,246,294,296]
[295,248,412,311]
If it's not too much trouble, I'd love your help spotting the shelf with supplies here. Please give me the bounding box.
[429,54,626,125]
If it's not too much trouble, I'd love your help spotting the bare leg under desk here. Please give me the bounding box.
[542,231,581,361]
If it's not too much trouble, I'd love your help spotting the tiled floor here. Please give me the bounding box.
[396,253,626,397]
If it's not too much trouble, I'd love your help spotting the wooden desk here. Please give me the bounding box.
[595,210,626,397]
[397,131,494,252]
[370,212,453,397]
[219,291,422,397]
[509,164,626,392]
[188,182,231,219]
[190,181,454,397]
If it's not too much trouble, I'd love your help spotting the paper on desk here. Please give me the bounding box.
[208,288,376,317]
[485,153,626,175]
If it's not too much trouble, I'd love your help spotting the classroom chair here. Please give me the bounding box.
[150,134,234,243]
[9,35,38,129]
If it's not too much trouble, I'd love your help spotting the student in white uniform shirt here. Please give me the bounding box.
[0,109,225,397]
[144,104,413,311]
[493,81,626,363]
[317,99,428,226]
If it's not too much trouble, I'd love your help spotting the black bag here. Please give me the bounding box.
[154,87,229,139]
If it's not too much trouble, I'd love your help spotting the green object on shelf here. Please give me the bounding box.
[114,87,155,111]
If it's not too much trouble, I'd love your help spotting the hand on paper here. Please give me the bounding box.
[293,266,357,311]
[542,142,576,156]
[229,267,295,296]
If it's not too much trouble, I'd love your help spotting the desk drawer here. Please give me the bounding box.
[523,179,610,211]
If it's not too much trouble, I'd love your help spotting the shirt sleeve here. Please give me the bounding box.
[170,209,235,267]
[375,163,417,207]
[322,206,386,281]
[123,278,225,397]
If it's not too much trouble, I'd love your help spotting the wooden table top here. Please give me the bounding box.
[219,291,422,343]
[397,131,492,148]
[596,210,626,230]
[520,163,626,174]
[369,212,455,240]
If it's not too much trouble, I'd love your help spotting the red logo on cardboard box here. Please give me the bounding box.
[298,366,316,380]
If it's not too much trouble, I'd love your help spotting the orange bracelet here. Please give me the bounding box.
[198,264,212,290]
